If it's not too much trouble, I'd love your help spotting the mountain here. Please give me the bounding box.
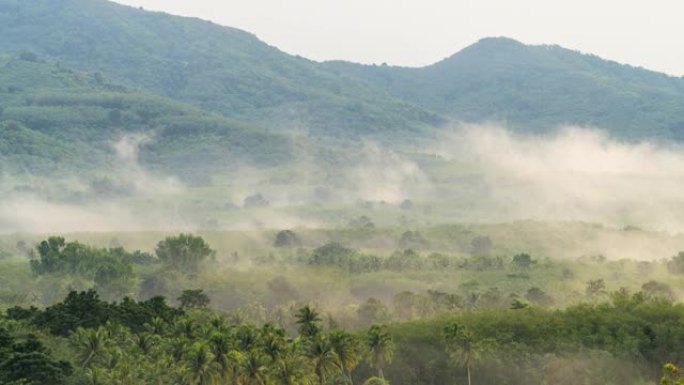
[326,37,684,139]
[2,0,684,184]
[0,54,290,180]
[0,0,442,138]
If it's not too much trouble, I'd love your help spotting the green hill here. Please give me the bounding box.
[3,0,684,183]
[0,54,290,179]
[326,37,684,139]
[0,0,442,138]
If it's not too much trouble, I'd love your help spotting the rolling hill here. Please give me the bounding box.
[0,0,442,138]
[326,37,684,139]
[2,0,684,183]
[0,54,291,180]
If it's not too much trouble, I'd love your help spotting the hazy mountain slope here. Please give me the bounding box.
[326,38,684,139]
[0,54,291,179]
[3,0,684,146]
[0,0,442,138]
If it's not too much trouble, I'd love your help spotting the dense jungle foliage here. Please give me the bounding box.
[1,231,684,384]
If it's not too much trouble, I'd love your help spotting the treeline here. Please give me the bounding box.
[2,291,393,385]
[4,288,684,384]
[12,234,681,329]
[386,292,684,385]
[293,241,534,273]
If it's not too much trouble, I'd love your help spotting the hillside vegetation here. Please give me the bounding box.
[0,0,441,138]
[1,227,684,385]
[2,0,684,145]
[326,37,684,139]
[0,54,290,179]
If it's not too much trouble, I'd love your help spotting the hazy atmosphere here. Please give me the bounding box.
[3,1,684,385]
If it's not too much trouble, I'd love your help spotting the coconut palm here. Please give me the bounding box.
[444,323,477,385]
[186,342,216,385]
[72,327,107,369]
[295,305,321,338]
[307,336,341,385]
[226,350,246,385]
[272,351,315,385]
[365,325,393,380]
[209,315,231,334]
[261,327,286,362]
[176,318,197,339]
[329,330,362,385]
[168,337,189,364]
[241,350,269,385]
[236,324,259,352]
[208,331,234,379]
[135,332,159,355]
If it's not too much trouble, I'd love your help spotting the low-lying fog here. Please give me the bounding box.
[3,125,684,234]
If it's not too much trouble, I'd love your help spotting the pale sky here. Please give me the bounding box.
[112,0,683,76]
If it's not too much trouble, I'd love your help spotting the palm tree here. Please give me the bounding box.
[329,330,362,385]
[135,332,159,355]
[168,337,189,364]
[72,327,107,369]
[209,315,231,334]
[295,305,321,338]
[241,350,269,385]
[186,342,216,385]
[208,331,233,380]
[176,318,197,339]
[272,351,315,385]
[148,316,167,335]
[236,325,259,352]
[262,330,285,363]
[365,325,393,380]
[307,336,341,385]
[226,350,245,385]
[444,323,477,385]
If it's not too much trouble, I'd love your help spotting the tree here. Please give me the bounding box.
[329,330,362,385]
[365,325,393,380]
[30,236,66,275]
[397,231,428,249]
[444,323,477,385]
[272,350,315,385]
[512,253,534,269]
[307,336,341,385]
[470,236,493,256]
[186,342,216,385]
[295,305,322,338]
[178,289,211,309]
[71,327,107,369]
[641,280,674,300]
[525,287,554,306]
[667,252,684,274]
[155,234,215,272]
[240,350,268,385]
[0,335,72,385]
[357,298,390,326]
[274,230,302,248]
[93,259,134,300]
[586,279,607,298]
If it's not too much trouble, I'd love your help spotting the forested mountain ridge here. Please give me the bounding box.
[4,0,684,142]
[0,0,442,138]
[326,37,684,139]
[2,0,684,179]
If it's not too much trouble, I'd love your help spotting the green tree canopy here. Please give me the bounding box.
[155,234,215,272]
